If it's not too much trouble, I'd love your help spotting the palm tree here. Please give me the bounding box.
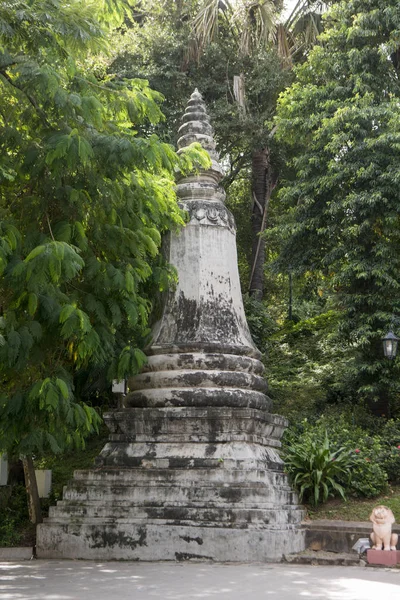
[189,0,331,298]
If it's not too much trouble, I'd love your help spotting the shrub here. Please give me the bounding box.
[318,416,388,497]
[282,417,389,502]
[0,485,31,548]
[346,459,388,498]
[377,420,400,485]
[283,431,352,506]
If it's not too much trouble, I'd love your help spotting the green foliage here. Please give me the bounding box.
[0,0,209,459]
[349,460,388,499]
[283,430,351,506]
[283,415,390,504]
[275,0,400,410]
[35,426,109,502]
[110,12,290,168]
[243,294,277,351]
[376,420,400,485]
[0,485,32,547]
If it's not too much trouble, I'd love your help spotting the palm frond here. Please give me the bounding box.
[189,0,223,61]
[285,0,327,30]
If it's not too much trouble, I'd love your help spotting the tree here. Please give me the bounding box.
[183,0,337,298]
[0,0,207,522]
[111,1,297,299]
[275,0,400,414]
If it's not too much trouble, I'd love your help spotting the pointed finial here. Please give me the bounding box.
[191,88,203,101]
[177,89,223,179]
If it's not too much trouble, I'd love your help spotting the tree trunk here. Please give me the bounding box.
[249,146,275,299]
[22,455,42,525]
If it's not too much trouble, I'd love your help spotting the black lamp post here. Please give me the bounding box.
[382,331,400,360]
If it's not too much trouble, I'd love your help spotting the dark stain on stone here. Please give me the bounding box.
[208,416,219,443]
[88,526,147,550]
[175,552,213,561]
[145,443,157,458]
[177,353,194,368]
[157,290,245,346]
[152,421,162,436]
[169,458,191,468]
[205,444,217,457]
[146,507,189,520]
[180,535,204,545]
[219,487,242,502]
[174,293,201,340]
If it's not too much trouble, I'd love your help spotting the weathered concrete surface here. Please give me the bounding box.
[306,520,400,554]
[285,550,363,566]
[36,90,304,561]
[0,548,33,561]
[1,561,400,600]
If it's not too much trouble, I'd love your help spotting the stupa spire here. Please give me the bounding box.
[145,89,258,357]
[177,89,222,178]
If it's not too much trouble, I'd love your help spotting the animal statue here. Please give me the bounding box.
[369,505,398,551]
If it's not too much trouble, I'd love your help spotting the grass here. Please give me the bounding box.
[307,486,400,521]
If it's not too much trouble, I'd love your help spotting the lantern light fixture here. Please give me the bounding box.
[382,331,400,360]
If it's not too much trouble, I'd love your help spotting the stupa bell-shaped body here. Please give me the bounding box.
[36,91,305,563]
[153,89,256,352]
[126,89,270,412]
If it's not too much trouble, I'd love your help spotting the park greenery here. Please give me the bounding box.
[2,0,400,525]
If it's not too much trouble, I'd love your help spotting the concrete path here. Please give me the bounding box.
[1,561,400,600]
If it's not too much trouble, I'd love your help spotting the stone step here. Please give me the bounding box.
[49,502,305,524]
[129,369,268,393]
[95,443,285,469]
[106,406,284,421]
[104,407,286,444]
[72,468,292,487]
[304,519,400,554]
[94,455,287,470]
[284,550,362,566]
[36,521,306,561]
[125,387,271,411]
[137,352,265,375]
[62,483,297,505]
[107,433,283,445]
[44,512,305,529]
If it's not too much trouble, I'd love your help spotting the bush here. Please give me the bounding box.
[282,417,389,502]
[283,431,352,506]
[377,420,400,485]
[0,485,31,548]
[318,416,388,497]
[347,460,388,498]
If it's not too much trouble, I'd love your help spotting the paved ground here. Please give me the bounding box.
[1,561,400,600]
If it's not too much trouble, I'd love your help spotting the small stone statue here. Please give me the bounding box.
[370,505,398,551]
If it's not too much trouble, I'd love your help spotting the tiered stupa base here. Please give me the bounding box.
[37,405,305,561]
